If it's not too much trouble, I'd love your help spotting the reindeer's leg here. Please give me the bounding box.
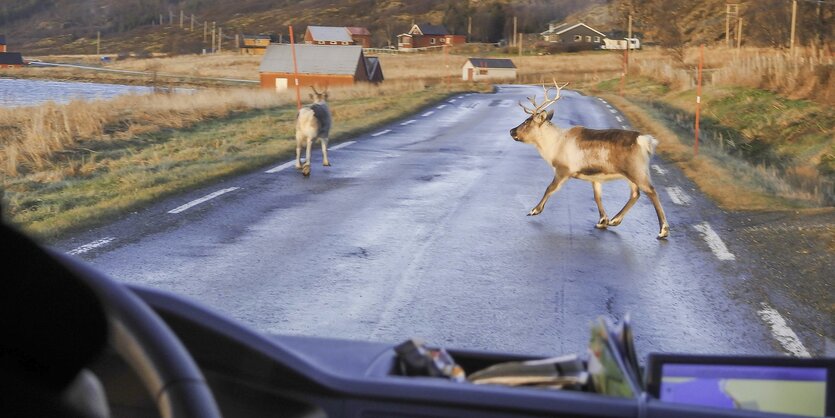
[637,182,670,239]
[295,135,304,169]
[302,138,313,176]
[608,181,640,227]
[592,181,609,228]
[321,137,331,166]
[528,174,569,216]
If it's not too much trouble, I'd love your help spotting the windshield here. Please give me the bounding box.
[1,0,832,364]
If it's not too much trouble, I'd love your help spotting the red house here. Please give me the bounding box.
[397,23,466,51]
[347,27,372,48]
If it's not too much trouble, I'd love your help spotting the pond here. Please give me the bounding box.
[0,78,186,107]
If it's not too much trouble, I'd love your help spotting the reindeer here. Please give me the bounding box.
[295,86,332,176]
[509,81,669,239]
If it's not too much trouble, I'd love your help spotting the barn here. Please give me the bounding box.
[259,44,382,91]
[0,52,24,68]
[347,27,372,48]
[240,35,271,55]
[540,22,605,46]
[462,58,516,81]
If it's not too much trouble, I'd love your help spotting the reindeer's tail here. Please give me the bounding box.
[637,134,658,157]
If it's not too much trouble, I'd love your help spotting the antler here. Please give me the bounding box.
[518,79,570,115]
[311,86,321,95]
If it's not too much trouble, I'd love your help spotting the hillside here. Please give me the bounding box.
[0,0,602,55]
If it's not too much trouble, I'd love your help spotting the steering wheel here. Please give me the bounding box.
[54,251,223,418]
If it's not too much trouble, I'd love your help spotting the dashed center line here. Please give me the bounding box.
[615,116,623,122]
[168,187,240,214]
[371,129,391,137]
[400,120,417,126]
[436,104,447,109]
[422,111,435,117]
[330,140,355,150]
[665,186,692,205]
[448,99,456,103]
[758,303,811,357]
[693,222,736,261]
[68,237,115,255]
[265,161,295,174]
[652,165,668,176]
[608,108,617,114]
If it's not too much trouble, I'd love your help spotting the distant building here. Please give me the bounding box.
[259,44,383,91]
[540,22,606,46]
[0,35,24,68]
[304,26,354,45]
[241,35,272,55]
[462,58,516,81]
[346,27,373,48]
[397,23,466,50]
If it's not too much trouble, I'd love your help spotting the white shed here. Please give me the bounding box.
[462,58,517,81]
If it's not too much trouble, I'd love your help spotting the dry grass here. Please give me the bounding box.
[631,46,835,105]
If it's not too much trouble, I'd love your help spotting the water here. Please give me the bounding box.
[0,78,178,107]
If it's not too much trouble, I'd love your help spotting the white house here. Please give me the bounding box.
[462,58,516,81]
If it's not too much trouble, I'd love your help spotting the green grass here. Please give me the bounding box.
[4,85,471,239]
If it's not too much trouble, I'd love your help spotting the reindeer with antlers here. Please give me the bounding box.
[295,86,332,176]
[510,81,669,239]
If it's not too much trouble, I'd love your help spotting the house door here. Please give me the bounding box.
[275,78,288,92]
[467,68,473,81]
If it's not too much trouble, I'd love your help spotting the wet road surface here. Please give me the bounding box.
[56,85,803,358]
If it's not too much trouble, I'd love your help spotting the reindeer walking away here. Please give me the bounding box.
[295,86,332,176]
[509,81,669,239]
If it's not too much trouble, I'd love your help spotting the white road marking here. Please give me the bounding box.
[448,99,456,103]
[621,125,629,129]
[371,129,391,137]
[609,108,617,114]
[68,237,115,255]
[758,303,811,357]
[665,186,692,205]
[652,165,668,176]
[422,111,435,117]
[265,161,295,173]
[457,95,464,99]
[168,187,239,214]
[400,120,417,126]
[606,104,613,108]
[436,104,447,109]
[615,116,623,122]
[330,140,355,150]
[693,222,736,261]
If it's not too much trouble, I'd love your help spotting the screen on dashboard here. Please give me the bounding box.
[659,363,827,417]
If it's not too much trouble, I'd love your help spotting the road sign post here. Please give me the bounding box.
[289,26,302,110]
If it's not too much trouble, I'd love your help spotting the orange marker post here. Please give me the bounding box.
[694,44,704,156]
[289,25,302,110]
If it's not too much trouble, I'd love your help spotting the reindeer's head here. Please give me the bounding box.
[509,80,568,144]
[309,86,328,103]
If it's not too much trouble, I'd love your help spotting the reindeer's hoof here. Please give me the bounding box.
[608,218,623,227]
[527,207,542,216]
[295,164,303,170]
[595,218,610,229]
[302,164,311,176]
[323,162,331,167]
[657,225,670,240]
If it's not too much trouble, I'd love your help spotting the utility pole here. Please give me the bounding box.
[518,32,522,56]
[726,3,739,47]
[191,14,195,32]
[96,31,101,56]
[160,14,163,26]
[169,10,173,25]
[737,16,743,49]
[512,16,517,47]
[626,13,633,72]
[790,0,797,54]
[204,21,208,42]
[180,10,184,28]
[211,21,216,52]
[218,27,223,53]
[468,16,472,41]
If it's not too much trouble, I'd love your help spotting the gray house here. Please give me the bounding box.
[540,22,606,46]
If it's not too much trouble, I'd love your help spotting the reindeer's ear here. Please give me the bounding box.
[309,93,314,100]
[545,110,554,122]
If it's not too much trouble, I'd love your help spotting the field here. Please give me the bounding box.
[1,46,833,238]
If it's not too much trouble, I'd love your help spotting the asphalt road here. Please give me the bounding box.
[56,85,812,358]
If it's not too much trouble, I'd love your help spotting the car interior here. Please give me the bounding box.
[3,220,833,418]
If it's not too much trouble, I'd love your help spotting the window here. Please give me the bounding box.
[318,41,324,45]
[430,38,436,44]
[478,69,488,75]
[594,36,600,43]
[586,36,591,42]
[329,41,337,45]
[574,35,582,42]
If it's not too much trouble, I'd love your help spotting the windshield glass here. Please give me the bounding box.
[1,0,832,363]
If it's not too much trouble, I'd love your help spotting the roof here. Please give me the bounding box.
[306,26,353,43]
[555,23,606,38]
[243,34,272,40]
[466,58,516,69]
[346,27,371,36]
[0,52,23,65]
[365,56,383,81]
[259,44,363,75]
[414,23,448,36]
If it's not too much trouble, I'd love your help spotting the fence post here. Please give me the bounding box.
[694,44,704,156]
